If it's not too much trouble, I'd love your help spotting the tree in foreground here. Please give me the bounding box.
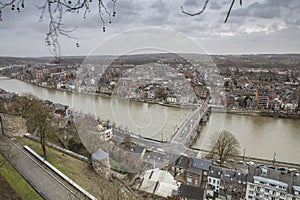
[181,0,243,23]
[208,130,240,167]
[0,0,117,59]
[9,94,52,158]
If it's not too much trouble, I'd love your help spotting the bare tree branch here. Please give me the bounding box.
[0,0,117,59]
[0,0,25,21]
[181,0,209,17]
[181,0,243,23]
[224,0,236,23]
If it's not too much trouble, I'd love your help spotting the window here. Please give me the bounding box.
[265,189,269,193]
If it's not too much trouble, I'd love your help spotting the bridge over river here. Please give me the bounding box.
[113,103,225,160]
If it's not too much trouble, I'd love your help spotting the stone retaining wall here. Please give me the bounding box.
[0,113,27,137]
[92,158,111,180]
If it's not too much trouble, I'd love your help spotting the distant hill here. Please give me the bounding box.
[0,54,299,69]
[211,54,300,69]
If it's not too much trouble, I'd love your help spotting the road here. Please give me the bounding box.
[111,103,227,169]
[0,136,88,200]
[112,103,211,153]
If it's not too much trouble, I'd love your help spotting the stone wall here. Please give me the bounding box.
[0,113,27,137]
[92,158,111,180]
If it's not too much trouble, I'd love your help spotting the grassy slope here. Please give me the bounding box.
[0,154,43,200]
[18,137,133,200]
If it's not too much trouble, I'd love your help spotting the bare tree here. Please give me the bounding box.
[123,134,132,150]
[8,93,52,158]
[31,101,52,158]
[0,0,117,59]
[209,130,240,167]
[181,0,243,23]
[9,93,38,119]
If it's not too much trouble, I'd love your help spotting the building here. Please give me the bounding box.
[173,184,205,200]
[186,158,212,187]
[207,166,223,198]
[224,94,235,107]
[169,155,190,180]
[247,176,289,199]
[298,88,300,112]
[207,166,247,200]
[53,103,70,118]
[169,157,211,199]
[256,88,269,109]
[96,125,113,141]
[137,168,179,198]
[246,165,300,200]
[219,168,247,200]
[166,94,178,103]
[130,145,147,159]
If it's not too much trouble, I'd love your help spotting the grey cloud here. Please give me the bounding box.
[209,2,221,10]
[232,0,300,19]
[183,0,201,7]
[149,0,169,13]
[108,0,142,25]
[248,2,281,19]
[142,15,170,26]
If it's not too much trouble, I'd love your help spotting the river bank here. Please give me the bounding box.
[211,108,300,119]
[3,76,300,120]
[7,77,195,110]
[4,76,300,119]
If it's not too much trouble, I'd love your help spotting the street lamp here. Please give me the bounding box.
[273,152,277,164]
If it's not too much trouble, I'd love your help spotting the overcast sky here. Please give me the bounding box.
[0,0,300,57]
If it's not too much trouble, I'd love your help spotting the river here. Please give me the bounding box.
[1,77,300,164]
[193,112,300,164]
[0,77,192,141]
